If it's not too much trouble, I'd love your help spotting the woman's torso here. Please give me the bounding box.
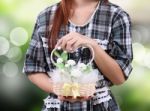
[37,0,128,110]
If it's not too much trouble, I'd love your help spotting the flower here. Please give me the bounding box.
[78,63,87,70]
[67,60,76,66]
[65,64,70,68]
[63,50,67,53]
[57,58,63,63]
[57,46,61,50]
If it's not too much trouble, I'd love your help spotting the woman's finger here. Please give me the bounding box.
[72,40,82,51]
[55,38,63,48]
[66,38,77,52]
[60,36,73,50]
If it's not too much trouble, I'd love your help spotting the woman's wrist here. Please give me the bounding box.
[87,38,99,49]
[50,85,54,93]
[48,79,54,93]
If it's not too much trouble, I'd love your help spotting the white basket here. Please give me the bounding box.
[50,44,97,98]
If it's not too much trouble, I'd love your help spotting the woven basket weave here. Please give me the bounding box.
[52,83,96,97]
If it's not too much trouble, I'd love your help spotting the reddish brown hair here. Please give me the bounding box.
[48,0,108,51]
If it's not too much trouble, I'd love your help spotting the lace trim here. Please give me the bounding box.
[43,97,61,109]
[43,87,111,109]
[93,87,112,105]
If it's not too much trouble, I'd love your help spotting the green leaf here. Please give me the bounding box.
[61,51,68,62]
[55,63,65,69]
[54,51,61,58]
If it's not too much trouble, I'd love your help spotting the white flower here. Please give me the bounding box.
[70,69,82,78]
[57,58,63,63]
[63,50,67,53]
[67,60,76,66]
[78,63,87,70]
[57,46,61,50]
[65,64,70,68]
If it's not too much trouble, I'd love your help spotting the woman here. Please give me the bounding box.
[23,0,133,110]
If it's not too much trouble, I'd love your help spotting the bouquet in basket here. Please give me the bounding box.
[49,44,99,99]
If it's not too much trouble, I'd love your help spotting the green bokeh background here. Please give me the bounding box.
[0,0,150,111]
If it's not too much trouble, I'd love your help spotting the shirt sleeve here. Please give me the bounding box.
[22,15,47,75]
[109,10,133,80]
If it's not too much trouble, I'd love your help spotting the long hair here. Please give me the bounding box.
[47,0,108,51]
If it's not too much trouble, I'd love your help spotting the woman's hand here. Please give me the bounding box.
[55,32,96,52]
[58,96,92,103]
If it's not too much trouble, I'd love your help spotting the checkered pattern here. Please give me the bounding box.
[22,0,133,110]
[41,92,120,111]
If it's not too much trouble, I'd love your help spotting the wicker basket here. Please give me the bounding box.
[50,44,97,98]
[52,83,96,97]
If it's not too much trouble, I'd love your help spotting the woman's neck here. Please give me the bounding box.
[69,0,100,26]
[73,0,99,8]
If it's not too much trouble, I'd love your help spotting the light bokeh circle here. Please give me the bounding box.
[10,27,28,46]
[138,26,150,42]
[6,46,22,62]
[0,36,10,56]
[134,25,150,43]
[143,52,150,69]
[2,62,19,78]
[0,18,11,37]
[133,42,146,64]
[132,29,142,43]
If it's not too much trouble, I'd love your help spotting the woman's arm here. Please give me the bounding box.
[91,42,125,85]
[27,73,53,94]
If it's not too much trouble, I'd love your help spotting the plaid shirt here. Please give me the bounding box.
[23,0,133,110]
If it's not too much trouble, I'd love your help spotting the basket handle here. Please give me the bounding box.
[50,43,95,66]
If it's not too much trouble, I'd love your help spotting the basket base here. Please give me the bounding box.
[53,83,96,97]
[59,96,93,101]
